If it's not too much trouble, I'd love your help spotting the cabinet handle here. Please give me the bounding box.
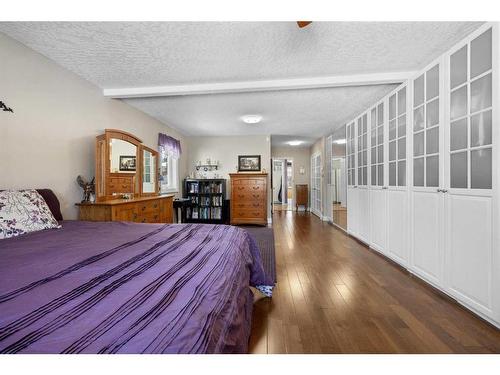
[382,186,388,190]
[441,189,448,193]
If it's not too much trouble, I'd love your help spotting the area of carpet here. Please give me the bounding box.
[241,226,276,283]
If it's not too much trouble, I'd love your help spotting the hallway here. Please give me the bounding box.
[249,211,500,353]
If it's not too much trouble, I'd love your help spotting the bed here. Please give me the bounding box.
[0,210,272,353]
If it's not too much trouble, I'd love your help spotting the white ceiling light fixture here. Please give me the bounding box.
[288,140,304,146]
[334,139,346,144]
[241,114,262,124]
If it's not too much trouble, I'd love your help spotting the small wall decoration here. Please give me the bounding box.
[119,155,136,171]
[238,155,261,172]
[0,101,14,113]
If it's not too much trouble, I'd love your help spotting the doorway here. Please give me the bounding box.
[272,157,294,211]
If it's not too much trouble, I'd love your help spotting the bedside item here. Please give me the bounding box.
[76,175,95,203]
[238,155,261,172]
[230,173,268,226]
[183,179,226,223]
[0,190,61,239]
[295,184,308,211]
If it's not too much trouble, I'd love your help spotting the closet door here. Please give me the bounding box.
[386,86,409,265]
[356,113,370,242]
[445,26,496,317]
[410,62,445,286]
[347,121,359,235]
[369,103,387,254]
[311,153,322,217]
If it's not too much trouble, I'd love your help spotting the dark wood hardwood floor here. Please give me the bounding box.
[249,210,500,353]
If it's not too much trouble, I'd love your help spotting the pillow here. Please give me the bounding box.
[36,189,63,221]
[0,189,63,221]
[0,190,61,239]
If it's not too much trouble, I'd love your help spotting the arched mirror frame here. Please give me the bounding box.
[95,129,158,201]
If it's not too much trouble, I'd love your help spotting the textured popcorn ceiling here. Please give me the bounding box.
[124,85,397,139]
[0,21,483,138]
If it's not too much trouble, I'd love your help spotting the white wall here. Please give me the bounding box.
[0,32,188,219]
[186,135,272,220]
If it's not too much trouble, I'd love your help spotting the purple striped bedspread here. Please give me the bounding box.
[0,221,272,353]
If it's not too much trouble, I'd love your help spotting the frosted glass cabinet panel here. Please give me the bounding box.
[470,28,492,79]
[450,45,467,89]
[371,104,384,186]
[448,28,493,190]
[389,87,407,187]
[413,64,440,187]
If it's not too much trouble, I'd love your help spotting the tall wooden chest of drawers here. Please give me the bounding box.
[230,173,268,226]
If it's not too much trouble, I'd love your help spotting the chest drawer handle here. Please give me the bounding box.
[133,213,138,219]
[238,186,245,190]
[238,194,244,198]
[142,206,146,211]
[252,186,259,190]
[253,194,260,198]
[153,204,158,208]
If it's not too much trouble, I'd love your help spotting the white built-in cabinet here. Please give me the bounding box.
[346,23,499,327]
[311,152,322,217]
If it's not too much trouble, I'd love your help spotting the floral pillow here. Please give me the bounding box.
[0,190,61,239]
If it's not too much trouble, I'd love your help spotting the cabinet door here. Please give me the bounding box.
[347,186,358,235]
[445,27,495,317]
[410,62,445,287]
[369,103,387,253]
[387,86,409,265]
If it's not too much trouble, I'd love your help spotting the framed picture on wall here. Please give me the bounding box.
[238,155,261,172]
[119,155,136,171]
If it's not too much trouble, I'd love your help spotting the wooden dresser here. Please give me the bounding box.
[77,195,173,224]
[230,173,268,226]
[295,184,309,211]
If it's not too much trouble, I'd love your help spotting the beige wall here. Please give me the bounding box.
[0,32,188,220]
[186,135,272,220]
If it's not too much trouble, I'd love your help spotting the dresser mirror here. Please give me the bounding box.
[110,138,137,173]
[95,129,159,201]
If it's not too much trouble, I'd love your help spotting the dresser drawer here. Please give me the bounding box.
[233,183,265,193]
[136,199,161,214]
[233,191,266,201]
[232,201,265,210]
[232,178,266,186]
[232,208,266,219]
[135,211,161,223]
[109,177,134,193]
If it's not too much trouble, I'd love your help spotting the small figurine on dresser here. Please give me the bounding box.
[76,175,95,203]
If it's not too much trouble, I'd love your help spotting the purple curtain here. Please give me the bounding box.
[158,133,182,159]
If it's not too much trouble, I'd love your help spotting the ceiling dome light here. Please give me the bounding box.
[288,140,303,146]
[334,139,346,144]
[241,115,262,124]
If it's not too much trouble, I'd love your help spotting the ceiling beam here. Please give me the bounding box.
[103,71,414,98]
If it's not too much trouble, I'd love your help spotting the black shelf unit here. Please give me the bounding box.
[183,179,226,223]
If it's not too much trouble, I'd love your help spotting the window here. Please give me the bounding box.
[159,149,179,193]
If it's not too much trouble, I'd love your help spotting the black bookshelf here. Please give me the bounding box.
[183,179,226,223]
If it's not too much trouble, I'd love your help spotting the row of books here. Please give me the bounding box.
[187,182,223,194]
[186,207,222,220]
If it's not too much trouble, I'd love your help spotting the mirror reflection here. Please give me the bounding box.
[331,125,347,230]
[110,139,137,173]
